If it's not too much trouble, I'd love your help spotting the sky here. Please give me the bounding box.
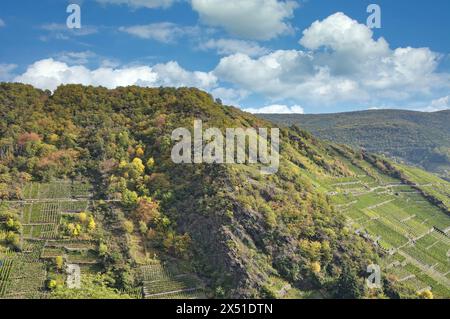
[0,0,449,114]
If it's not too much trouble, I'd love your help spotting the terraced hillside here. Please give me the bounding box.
[1,181,205,299]
[0,181,96,298]
[316,158,450,298]
[0,84,449,298]
[140,264,205,299]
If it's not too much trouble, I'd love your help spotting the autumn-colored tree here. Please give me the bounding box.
[55,256,64,271]
[134,197,160,224]
[310,261,321,274]
[418,290,433,299]
[135,147,144,158]
[17,132,41,147]
[122,189,139,208]
[123,220,134,234]
[88,217,96,231]
[78,212,88,223]
[131,158,145,175]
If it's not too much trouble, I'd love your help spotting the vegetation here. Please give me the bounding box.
[262,110,450,180]
[0,83,448,299]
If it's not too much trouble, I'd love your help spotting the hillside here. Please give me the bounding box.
[0,83,449,299]
[262,110,450,180]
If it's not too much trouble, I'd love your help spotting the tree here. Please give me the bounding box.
[47,280,57,290]
[98,243,108,257]
[78,212,88,223]
[335,267,363,299]
[88,217,96,231]
[135,147,144,158]
[131,158,145,175]
[134,197,160,224]
[310,261,321,274]
[55,256,64,271]
[138,221,148,235]
[5,231,20,249]
[122,189,138,208]
[418,290,433,299]
[123,220,134,234]
[146,157,155,171]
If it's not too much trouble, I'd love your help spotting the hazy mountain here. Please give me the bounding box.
[262,110,450,180]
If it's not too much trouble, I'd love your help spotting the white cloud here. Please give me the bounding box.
[151,61,217,88]
[420,95,450,112]
[0,19,5,27]
[191,0,298,40]
[214,12,450,106]
[210,87,249,105]
[53,51,97,65]
[119,23,198,43]
[0,64,17,81]
[431,95,450,108]
[96,0,174,9]
[14,58,217,92]
[199,38,269,57]
[39,23,98,41]
[244,104,304,114]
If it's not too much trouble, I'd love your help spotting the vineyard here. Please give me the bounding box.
[0,181,97,298]
[1,181,206,299]
[140,264,205,299]
[1,174,449,298]
[323,163,450,298]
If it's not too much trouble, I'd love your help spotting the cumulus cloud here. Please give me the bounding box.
[431,95,450,108]
[0,18,5,27]
[96,0,174,9]
[14,58,217,92]
[210,87,249,105]
[191,0,298,40]
[199,38,269,57]
[214,12,450,106]
[0,64,17,81]
[420,95,450,112]
[119,23,198,43]
[244,104,304,114]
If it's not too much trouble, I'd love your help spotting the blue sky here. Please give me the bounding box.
[0,0,449,114]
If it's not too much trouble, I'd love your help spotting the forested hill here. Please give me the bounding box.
[262,110,450,180]
[1,83,449,299]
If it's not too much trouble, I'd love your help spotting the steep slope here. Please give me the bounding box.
[0,83,449,299]
[262,110,450,180]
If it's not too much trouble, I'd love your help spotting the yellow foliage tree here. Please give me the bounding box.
[55,256,64,270]
[310,261,321,274]
[131,158,145,174]
[135,147,144,157]
[418,290,433,299]
[78,212,87,223]
[88,217,96,231]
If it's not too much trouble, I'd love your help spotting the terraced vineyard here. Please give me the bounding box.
[140,264,205,299]
[0,181,97,298]
[322,164,450,298]
[1,180,207,299]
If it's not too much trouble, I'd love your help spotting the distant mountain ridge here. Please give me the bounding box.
[262,110,450,180]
